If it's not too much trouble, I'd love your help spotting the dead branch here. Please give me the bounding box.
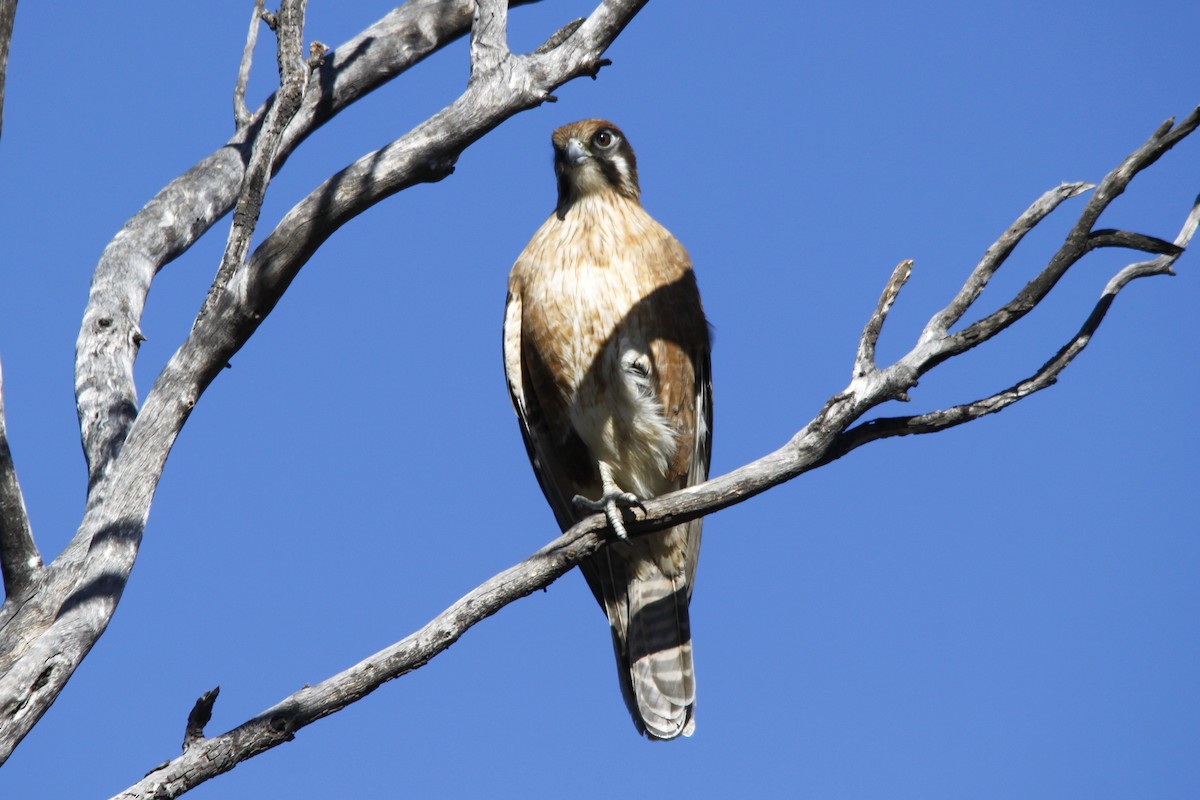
[199,0,312,326]
[233,0,266,130]
[0,0,313,759]
[0,0,509,732]
[824,191,1200,461]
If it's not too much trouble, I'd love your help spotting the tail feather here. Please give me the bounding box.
[585,536,696,739]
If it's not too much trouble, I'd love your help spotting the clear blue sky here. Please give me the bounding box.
[1,2,1197,798]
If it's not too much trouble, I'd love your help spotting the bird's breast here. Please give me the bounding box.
[513,195,694,496]
[517,197,684,396]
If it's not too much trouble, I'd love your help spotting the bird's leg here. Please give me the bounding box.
[573,463,644,540]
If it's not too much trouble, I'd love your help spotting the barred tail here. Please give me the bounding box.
[619,569,695,739]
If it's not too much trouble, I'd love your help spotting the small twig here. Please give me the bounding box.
[0,355,40,601]
[182,687,220,751]
[1068,111,1200,242]
[198,0,311,327]
[854,259,912,378]
[1086,228,1184,256]
[1102,193,1200,293]
[233,0,265,130]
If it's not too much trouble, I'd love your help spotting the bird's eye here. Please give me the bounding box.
[593,129,616,149]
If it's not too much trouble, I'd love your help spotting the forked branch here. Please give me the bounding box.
[937,110,1199,363]
[73,0,533,492]
[0,0,316,763]
[827,190,1200,460]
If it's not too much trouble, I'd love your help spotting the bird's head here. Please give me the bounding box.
[552,119,640,217]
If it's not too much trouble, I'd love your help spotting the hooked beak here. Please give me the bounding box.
[564,138,589,165]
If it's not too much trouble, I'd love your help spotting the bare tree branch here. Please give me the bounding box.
[199,0,312,326]
[936,109,1200,364]
[73,0,517,492]
[824,191,1200,461]
[114,515,611,799]
[0,0,323,762]
[0,0,646,769]
[239,4,633,312]
[0,356,39,601]
[639,109,1200,531]
[855,259,912,380]
[0,0,15,142]
[923,182,1094,339]
[233,0,266,130]
[0,0,519,630]
[114,108,1198,799]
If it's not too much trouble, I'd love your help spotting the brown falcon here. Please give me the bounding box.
[503,119,712,739]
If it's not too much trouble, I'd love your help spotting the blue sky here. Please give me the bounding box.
[1,1,1197,798]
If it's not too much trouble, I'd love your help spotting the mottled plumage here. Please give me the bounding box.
[504,120,712,739]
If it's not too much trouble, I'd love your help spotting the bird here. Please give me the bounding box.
[503,119,712,739]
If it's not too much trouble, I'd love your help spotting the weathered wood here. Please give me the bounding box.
[196,0,313,328]
[0,0,309,764]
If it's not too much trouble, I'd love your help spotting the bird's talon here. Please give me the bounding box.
[573,490,643,540]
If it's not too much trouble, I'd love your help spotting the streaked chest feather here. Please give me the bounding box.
[515,193,687,391]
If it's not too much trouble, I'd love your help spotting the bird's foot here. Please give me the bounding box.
[572,490,645,540]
